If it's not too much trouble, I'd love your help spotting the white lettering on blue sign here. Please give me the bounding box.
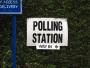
[0,5,18,8]
[0,0,22,14]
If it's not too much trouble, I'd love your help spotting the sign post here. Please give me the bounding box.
[0,0,22,68]
[12,16,16,68]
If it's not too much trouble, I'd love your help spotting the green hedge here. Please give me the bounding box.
[0,0,89,68]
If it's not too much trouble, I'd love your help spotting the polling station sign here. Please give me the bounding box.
[0,0,22,14]
[27,18,68,50]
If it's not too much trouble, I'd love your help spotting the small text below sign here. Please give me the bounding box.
[27,18,68,50]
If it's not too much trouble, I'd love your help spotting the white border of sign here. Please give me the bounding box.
[0,0,22,14]
[27,18,68,50]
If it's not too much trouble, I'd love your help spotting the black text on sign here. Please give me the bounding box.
[27,18,68,50]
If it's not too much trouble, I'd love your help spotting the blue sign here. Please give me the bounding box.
[0,0,22,14]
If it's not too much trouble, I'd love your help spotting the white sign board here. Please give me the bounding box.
[27,18,68,50]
